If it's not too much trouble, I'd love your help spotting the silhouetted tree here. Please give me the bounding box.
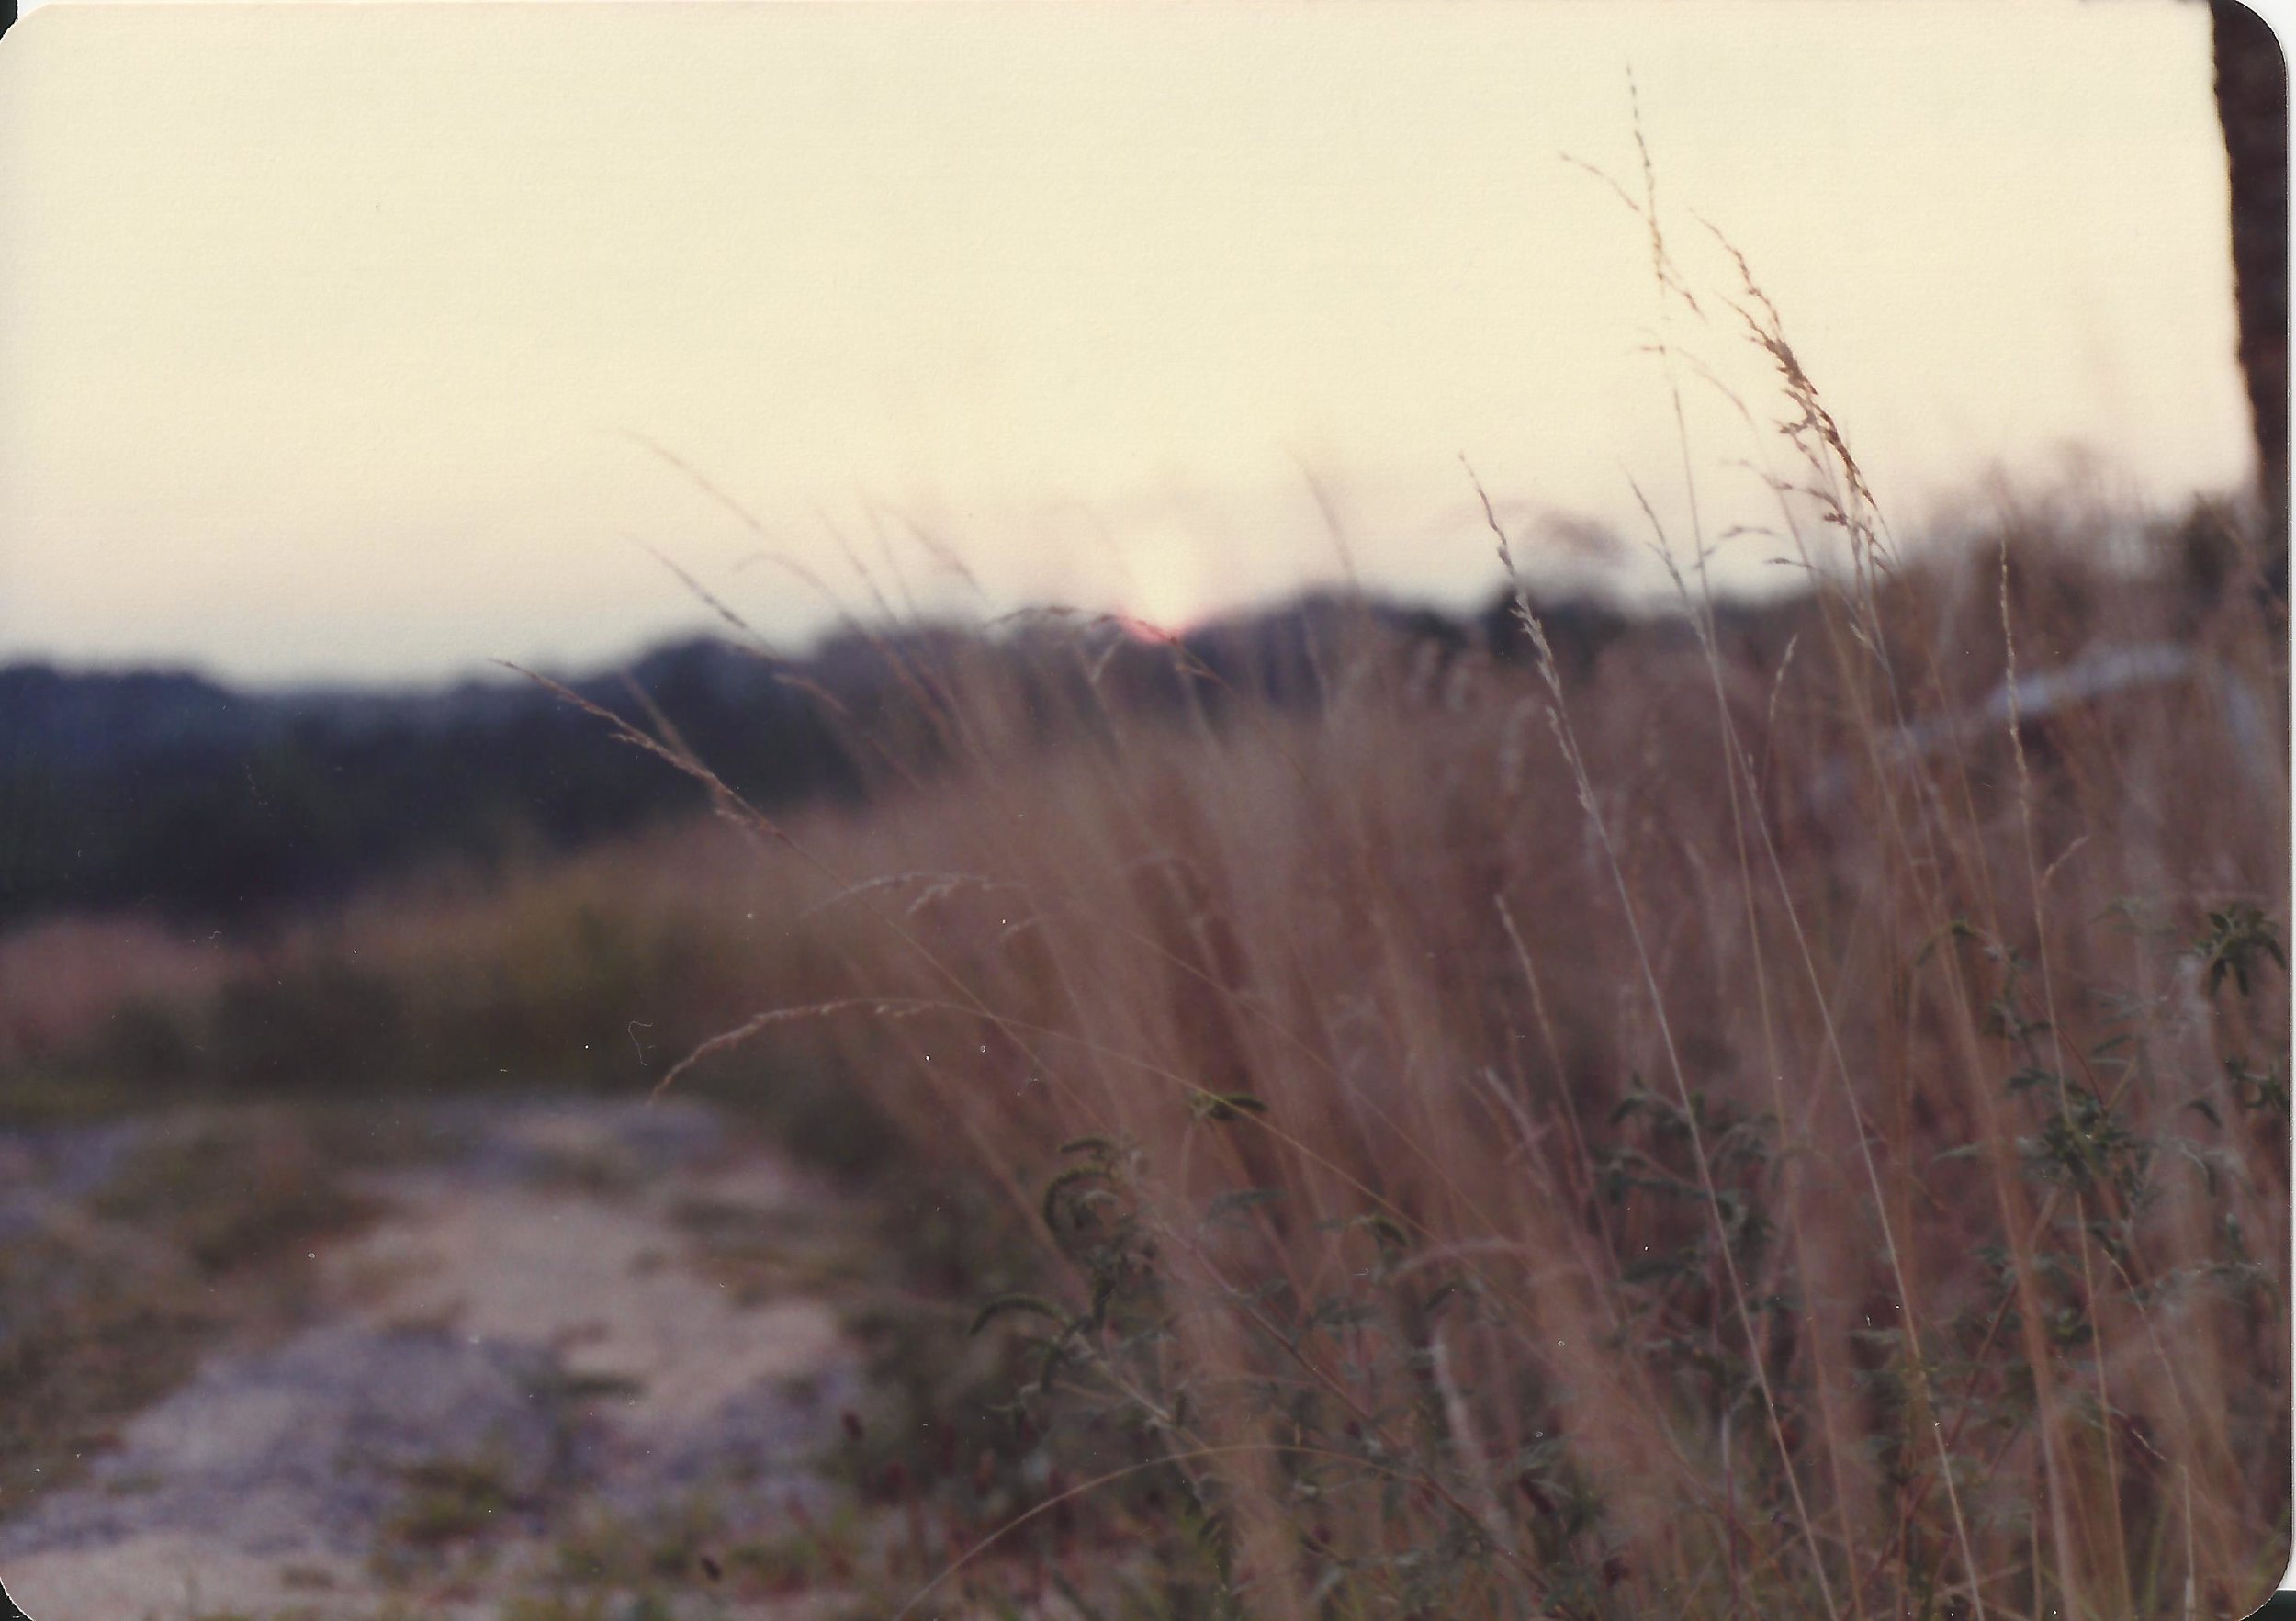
[2212,2,2289,544]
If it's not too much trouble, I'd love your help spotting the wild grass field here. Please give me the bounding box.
[3,220,2289,1620]
[573,515,2290,1619]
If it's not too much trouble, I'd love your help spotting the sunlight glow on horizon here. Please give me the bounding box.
[0,1,2256,685]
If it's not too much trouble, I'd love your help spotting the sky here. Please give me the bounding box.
[0,0,2261,687]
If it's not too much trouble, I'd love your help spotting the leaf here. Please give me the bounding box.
[2195,902,2286,1000]
[1913,920,1957,967]
[1190,1090,1270,1123]
[969,1293,1069,1337]
[1041,1165,1106,1232]
[1202,1187,1287,1229]
[1358,1212,1412,1252]
[1085,1274,1118,1333]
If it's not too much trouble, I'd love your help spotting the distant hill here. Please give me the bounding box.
[0,636,851,926]
[0,589,1677,929]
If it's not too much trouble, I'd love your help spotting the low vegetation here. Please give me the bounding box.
[640,498,2287,1618]
[554,245,2288,1613]
[2,200,2285,1621]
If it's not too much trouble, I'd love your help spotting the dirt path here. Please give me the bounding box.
[0,1098,868,1621]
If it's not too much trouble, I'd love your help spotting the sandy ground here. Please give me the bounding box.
[0,1098,864,1621]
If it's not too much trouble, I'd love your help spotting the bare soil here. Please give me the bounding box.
[0,1097,867,1621]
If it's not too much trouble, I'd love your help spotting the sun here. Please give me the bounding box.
[1113,527,1210,640]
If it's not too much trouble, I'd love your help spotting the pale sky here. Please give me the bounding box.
[0,1,2259,685]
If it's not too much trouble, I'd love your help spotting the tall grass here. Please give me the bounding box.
[612,217,2290,1616]
[8,153,2276,1620]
